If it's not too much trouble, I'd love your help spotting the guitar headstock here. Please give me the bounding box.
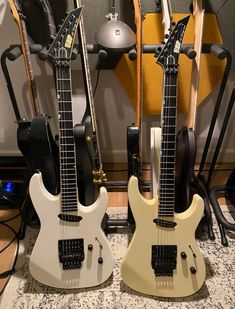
[8,0,22,23]
[47,7,83,62]
[156,15,190,73]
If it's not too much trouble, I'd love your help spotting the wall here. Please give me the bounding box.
[0,0,234,164]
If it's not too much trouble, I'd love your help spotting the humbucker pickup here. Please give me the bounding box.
[58,214,82,222]
[152,245,177,276]
[153,218,177,228]
[58,238,85,270]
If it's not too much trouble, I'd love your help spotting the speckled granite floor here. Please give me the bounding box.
[1,207,234,309]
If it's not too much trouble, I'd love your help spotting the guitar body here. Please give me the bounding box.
[29,173,114,288]
[30,115,59,195]
[74,117,98,206]
[17,120,34,173]
[127,125,141,224]
[225,168,235,207]
[127,125,141,179]
[175,127,196,212]
[121,176,206,297]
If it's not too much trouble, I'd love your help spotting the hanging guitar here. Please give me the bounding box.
[121,16,206,297]
[29,8,114,288]
[175,0,205,212]
[7,0,59,195]
[73,0,107,206]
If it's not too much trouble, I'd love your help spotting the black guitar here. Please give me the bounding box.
[175,0,205,212]
[73,0,107,206]
[22,0,67,45]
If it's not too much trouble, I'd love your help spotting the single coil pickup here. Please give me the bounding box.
[58,238,84,270]
[153,218,177,228]
[152,245,177,277]
[58,213,82,222]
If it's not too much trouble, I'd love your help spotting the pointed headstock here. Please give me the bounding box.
[7,0,22,24]
[156,15,190,73]
[47,7,83,63]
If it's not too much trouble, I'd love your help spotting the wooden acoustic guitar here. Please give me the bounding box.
[29,8,114,288]
[121,16,206,297]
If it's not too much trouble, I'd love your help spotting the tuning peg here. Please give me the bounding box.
[171,21,176,27]
[164,34,169,39]
[154,46,162,58]
[50,35,56,42]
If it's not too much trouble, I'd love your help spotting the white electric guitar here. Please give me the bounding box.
[29,8,114,289]
[121,16,206,297]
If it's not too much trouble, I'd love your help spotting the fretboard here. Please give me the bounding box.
[56,65,78,212]
[20,16,40,116]
[158,72,178,217]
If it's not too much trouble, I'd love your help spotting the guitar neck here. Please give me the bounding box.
[187,0,205,129]
[8,0,40,116]
[133,0,143,128]
[75,0,103,171]
[159,72,178,217]
[56,64,78,212]
[161,0,173,41]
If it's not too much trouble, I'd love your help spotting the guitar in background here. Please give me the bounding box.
[151,0,172,198]
[127,0,143,223]
[175,0,205,212]
[29,8,114,288]
[73,0,107,206]
[121,16,206,297]
[7,0,59,195]
[21,0,57,45]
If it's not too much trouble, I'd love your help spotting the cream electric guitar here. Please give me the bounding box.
[29,8,114,289]
[121,16,206,297]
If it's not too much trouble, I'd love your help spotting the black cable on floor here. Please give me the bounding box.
[0,211,21,296]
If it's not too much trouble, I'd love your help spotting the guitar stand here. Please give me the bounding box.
[193,47,233,245]
[1,44,46,239]
[208,85,235,246]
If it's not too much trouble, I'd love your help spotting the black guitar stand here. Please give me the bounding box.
[208,85,235,246]
[1,44,44,238]
[193,47,234,245]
